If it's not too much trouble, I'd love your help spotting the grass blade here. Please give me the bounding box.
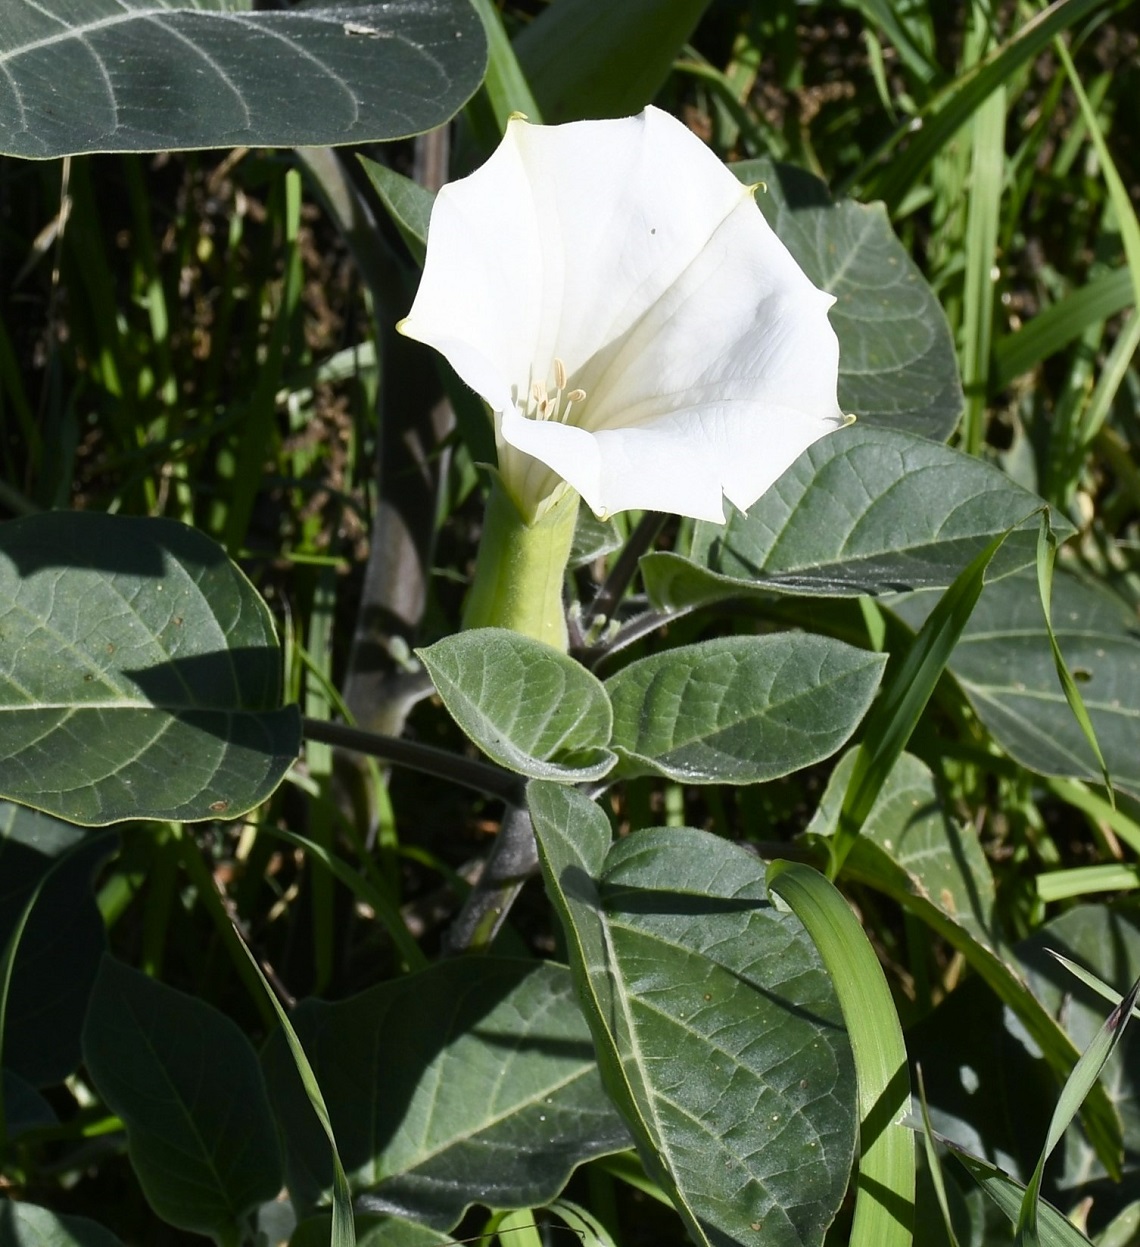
[766,860,914,1247]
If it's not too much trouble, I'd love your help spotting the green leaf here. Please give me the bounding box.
[292,1214,461,1247]
[604,634,885,783]
[0,0,487,159]
[765,860,914,1247]
[3,1069,57,1139]
[358,159,434,267]
[260,958,630,1226]
[0,512,301,826]
[643,426,1060,610]
[833,529,1012,874]
[807,751,997,956]
[735,162,963,441]
[529,782,858,1247]
[0,1202,125,1247]
[806,753,1123,1175]
[889,568,1140,797]
[416,629,615,781]
[81,956,283,1239]
[948,1151,1094,1247]
[1,803,111,1086]
[514,0,712,123]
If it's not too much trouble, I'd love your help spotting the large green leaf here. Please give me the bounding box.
[643,426,1057,609]
[529,782,857,1247]
[0,1203,124,1247]
[736,160,963,441]
[1,802,111,1086]
[0,512,300,825]
[604,634,885,783]
[0,0,486,159]
[260,958,630,1226]
[889,569,1140,797]
[81,956,283,1239]
[417,629,616,782]
[513,0,712,123]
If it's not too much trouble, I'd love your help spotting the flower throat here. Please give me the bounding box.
[521,356,586,423]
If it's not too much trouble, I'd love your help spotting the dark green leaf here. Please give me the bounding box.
[0,1203,124,1247]
[0,0,487,159]
[359,158,434,267]
[82,956,283,1239]
[3,1068,57,1139]
[0,512,300,825]
[417,629,615,781]
[889,569,1140,797]
[529,782,857,1247]
[514,0,712,123]
[260,958,630,1226]
[605,634,885,783]
[1,802,111,1086]
[735,162,963,440]
[643,426,1058,609]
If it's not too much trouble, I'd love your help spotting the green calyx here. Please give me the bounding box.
[462,474,580,650]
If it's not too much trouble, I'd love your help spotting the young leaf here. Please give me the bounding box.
[417,629,615,782]
[605,634,885,783]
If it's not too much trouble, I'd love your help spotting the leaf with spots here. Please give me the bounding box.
[0,512,300,826]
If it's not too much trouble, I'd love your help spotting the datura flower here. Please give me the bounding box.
[399,106,848,526]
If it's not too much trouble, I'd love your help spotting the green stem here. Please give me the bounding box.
[463,476,579,649]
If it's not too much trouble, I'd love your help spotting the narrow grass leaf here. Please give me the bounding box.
[1037,863,1140,902]
[1015,970,1140,1244]
[765,861,913,1247]
[855,0,1108,208]
[834,524,1021,875]
[468,0,542,128]
[1035,518,1113,803]
[914,1067,962,1247]
[232,936,356,1247]
[949,1149,1094,1246]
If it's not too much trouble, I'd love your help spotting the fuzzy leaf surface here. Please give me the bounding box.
[0,512,300,825]
[529,782,857,1247]
[736,160,963,441]
[260,958,630,1227]
[890,569,1140,797]
[0,0,486,158]
[417,629,615,781]
[643,426,1058,608]
[605,634,885,782]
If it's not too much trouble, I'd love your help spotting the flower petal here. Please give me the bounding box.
[400,106,846,522]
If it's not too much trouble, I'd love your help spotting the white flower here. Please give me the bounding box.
[399,106,847,524]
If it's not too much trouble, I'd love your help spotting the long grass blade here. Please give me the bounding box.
[766,860,914,1247]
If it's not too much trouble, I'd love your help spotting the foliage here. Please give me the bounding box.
[1,1,1139,1246]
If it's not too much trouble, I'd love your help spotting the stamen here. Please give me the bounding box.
[553,357,567,390]
[566,388,586,403]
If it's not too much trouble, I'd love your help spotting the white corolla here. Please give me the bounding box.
[400,106,848,524]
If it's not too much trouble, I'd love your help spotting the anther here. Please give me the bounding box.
[566,388,586,403]
[553,358,567,390]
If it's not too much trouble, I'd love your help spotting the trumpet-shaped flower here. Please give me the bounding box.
[400,106,848,525]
